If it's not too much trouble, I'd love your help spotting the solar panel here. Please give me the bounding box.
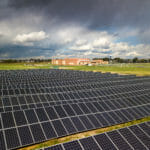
[80,137,100,150]
[44,121,150,150]
[63,141,82,150]
[52,120,67,136]
[61,118,77,134]
[107,130,132,150]
[35,108,49,122]
[0,69,150,149]
[41,122,57,139]
[0,131,6,150]
[2,112,15,128]
[71,117,86,132]
[44,144,63,150]
[5,128,20,149]
[14,111,27,126]
[18,126,33,145]
[79,115,94,130]
[30,124,46,142]
[25,109,38,123]
[119,128,147,149]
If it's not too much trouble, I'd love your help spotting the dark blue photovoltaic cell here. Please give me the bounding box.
[44,144,63,150]
[14,111,27,126]
[35,108,49,121]
[25,109,38,123]
[79,115,94,130]
[95,133,117,150]
[45,107,58,120]
[61,118,77,134]
[52,120,67,136]
[30,124,46,142]
[107,131,132,150]
[71,117,85,132]
[80,137,100,150]
[2,112,15,128]
[5,128,20,149]
[129,125,150,148]
[54,106,67,118]
[62,105,76,116]
[139,123,150,136]
[41,122,57,139]
[0,131,6,150]
[119,128,147,150]
[63,141,82,150]
[18,126,33,145]
[70,104,83,115]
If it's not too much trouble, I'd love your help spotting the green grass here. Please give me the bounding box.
[0,62,51,70]
[1,62,150,76]
[59,63,150,76]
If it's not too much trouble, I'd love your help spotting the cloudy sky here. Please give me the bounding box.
[0,0,150,59]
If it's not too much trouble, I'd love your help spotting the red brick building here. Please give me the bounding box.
[52,58,108,65]
[52,58,90,65]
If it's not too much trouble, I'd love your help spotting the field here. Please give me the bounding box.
[0,62,150,76]
[0,64,150,150]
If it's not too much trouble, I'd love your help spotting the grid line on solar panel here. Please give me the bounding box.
[0,69,150,150]
[43,121,150,150]
[1,85,150,100]
[0,81,149,99]
[1,92,150,113]
[118,127,147,150]
[0,104,150,134]
[129,125,150,149]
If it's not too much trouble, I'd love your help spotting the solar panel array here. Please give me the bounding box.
[43,121,150,150]
[0,69,150,149]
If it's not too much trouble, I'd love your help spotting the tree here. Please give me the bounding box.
[132,57,138,63]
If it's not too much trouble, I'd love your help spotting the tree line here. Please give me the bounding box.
[0,57,150,63]
[93,57,150,63]
[0,59,52,63]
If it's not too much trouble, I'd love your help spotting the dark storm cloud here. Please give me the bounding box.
[0,45,55,58]
[6,0,150,29]
[0,0,150,58]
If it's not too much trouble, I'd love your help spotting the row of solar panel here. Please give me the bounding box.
[0,73,122,84]
[0,90,149,113]
[1,75,148,90]
[0,73,149,83]
[0,103,150,149]
[0,69,124,78]
[1,76,148,91]
[0,108,150,150]
[1,102,150,129]
[0,76,146,84]
[0,70,147,84]
[1,85,149,106]
[0,82,149,104]
[0,78,149,96]
[0,70,138,80]
[0,89,150,113]
[43,121,150,150]
[0,111,150,150]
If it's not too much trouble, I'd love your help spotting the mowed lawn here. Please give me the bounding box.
[0,62,51,70]
[0,62,150,76]
[64,63,150,76]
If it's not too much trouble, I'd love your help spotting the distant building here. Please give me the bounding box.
[52,58,90,66]
[52,58,108,65]
[91,59,108,65]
